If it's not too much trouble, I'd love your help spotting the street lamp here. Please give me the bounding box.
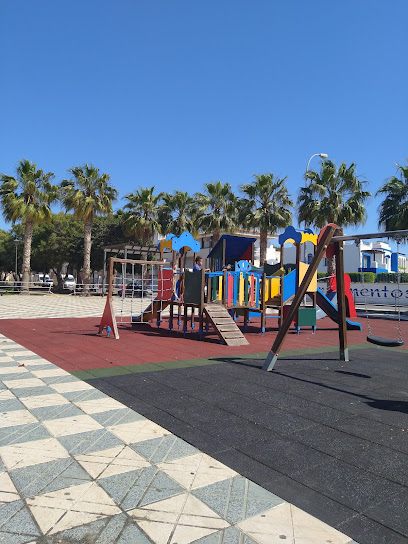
[303,153,328,264]
[305,153,328,187]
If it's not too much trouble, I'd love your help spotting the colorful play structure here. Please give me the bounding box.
[99,226,364,347]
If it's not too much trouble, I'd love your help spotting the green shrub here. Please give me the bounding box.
[347,272,376,283]
[317,272,326,279]
[375,272,408,283]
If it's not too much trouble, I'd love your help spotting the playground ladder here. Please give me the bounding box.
[203,303,249,346]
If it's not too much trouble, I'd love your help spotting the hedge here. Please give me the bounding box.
[374,272,408,283]
[347,272,376,283]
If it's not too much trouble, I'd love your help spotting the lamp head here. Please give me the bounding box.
[319,153,328,159]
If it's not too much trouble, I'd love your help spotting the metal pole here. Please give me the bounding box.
[15,241,18,276]
[331,229,408,242]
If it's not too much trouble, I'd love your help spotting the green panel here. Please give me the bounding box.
[212,277,217,301]
[296,307,317,326]
[184,271,203,305]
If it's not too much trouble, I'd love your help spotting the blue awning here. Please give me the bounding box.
[207,234,257,262]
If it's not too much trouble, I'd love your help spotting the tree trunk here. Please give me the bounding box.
[21,221,34,294]
[327,256,336,281]
[212,230,220,248]
[259,229,267,267]
[82,219,92,295]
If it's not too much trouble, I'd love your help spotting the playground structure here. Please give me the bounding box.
[99,227,365,346]
[263,225,407,371]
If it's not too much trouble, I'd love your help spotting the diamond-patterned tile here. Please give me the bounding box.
[50,381,94,393]
[0,422,51,447]
[42,414,103,437]
[130,434,199,464]
[158,453,238,492]
[19,393,70,410]
[237,502,352,544]
[31,402,84,421]
[75,444,150,479]
[108,419,170,444]
[58,428,124,455]
[73,397,125,414]
[0,437,69,470]
[27,481,121,534]
[91,407,146,427]
[0,409,38,429]
[0,398,25,413]
[0,471,20,502]
[3,378,45,390]
[192,476,285,524]
[10,457,91,498]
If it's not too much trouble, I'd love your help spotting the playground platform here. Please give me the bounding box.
[0,296,407,543]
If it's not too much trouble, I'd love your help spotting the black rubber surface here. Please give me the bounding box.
[88,348,408,544]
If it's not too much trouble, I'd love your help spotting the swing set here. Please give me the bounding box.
[263,224,407,371]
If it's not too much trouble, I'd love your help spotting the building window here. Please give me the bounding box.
[307,253,313,264]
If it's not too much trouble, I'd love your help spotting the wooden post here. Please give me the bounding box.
[334,238,349,361]
[261,272,266,335]
[222,270,227,307]
[263,225,337,371]
[279,244,284,328]
[199,268,205,339]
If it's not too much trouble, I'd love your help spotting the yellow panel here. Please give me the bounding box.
[298,262,317,292]
[283,238,296,245]
[264,278,269,301]
[239,273,244,305]
[301,232,318,245]
[218,275,223,300]
[270,277,280,298]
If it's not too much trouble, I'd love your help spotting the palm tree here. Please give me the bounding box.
[123,187,162,246]
[61,164,117,294]
[0,159,58,292]
[298,159,371,275]
[195,181,237,247]
[240,173,293,266]
[377,162,408,231]
[158,191,199,236]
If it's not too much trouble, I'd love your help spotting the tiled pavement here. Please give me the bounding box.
[0,295,153,320]
[0,334,358,544]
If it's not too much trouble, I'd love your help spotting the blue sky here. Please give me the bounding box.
[1,0,407,248]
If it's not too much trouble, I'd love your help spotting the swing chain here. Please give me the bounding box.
[357,239,373,336]
[394,238,403,342]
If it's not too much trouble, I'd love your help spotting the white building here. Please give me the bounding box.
[282,240,407,274]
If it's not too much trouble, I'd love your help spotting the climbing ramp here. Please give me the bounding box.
[203,303,249,346]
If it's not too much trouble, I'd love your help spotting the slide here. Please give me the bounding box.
[316,289,362,330]
[132,299,170,323]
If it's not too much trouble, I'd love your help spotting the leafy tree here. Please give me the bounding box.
[158,191,199,236]
[240,173,293,265]
[123,187,162,245]
[0,229,15,275]
[0,159,58,291]
[195,181,237,247]
[298,159,371,275]
[377,162,408,231]
[90,212,132,274]
[30,213,83,289]
[61,164,118,294]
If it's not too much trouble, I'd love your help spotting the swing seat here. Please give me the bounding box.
[367,335,404,348]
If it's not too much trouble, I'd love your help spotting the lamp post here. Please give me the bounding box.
[304,153,328,263]
[305,153,328,187]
